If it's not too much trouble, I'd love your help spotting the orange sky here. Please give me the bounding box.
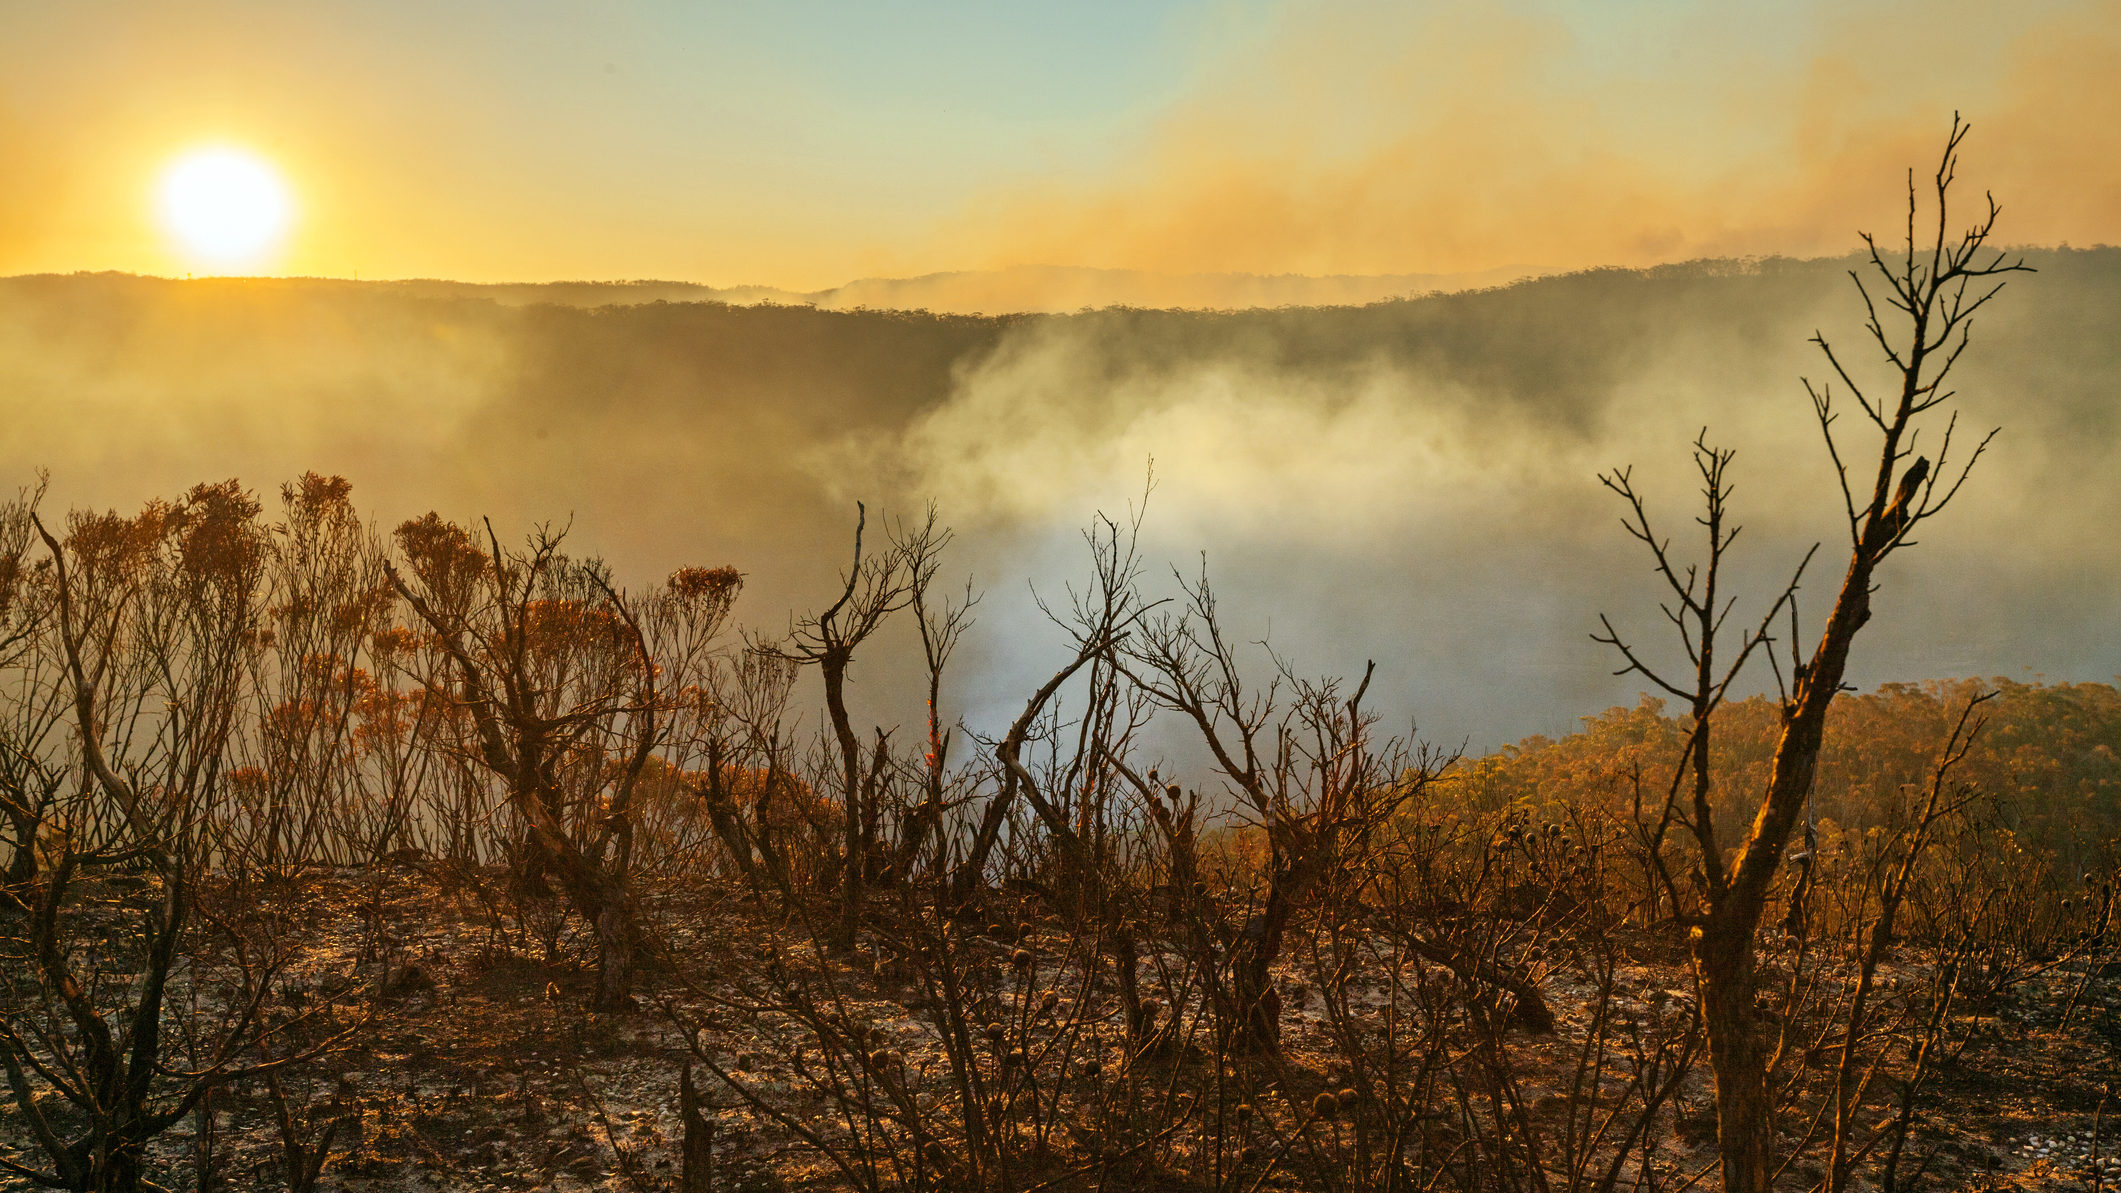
[2,0,2117,290]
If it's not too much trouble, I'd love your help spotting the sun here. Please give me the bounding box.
[156,147,294,271]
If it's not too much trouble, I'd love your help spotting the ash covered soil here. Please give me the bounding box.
[5,861,2115,1193]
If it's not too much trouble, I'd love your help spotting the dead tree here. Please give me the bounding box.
[950,504,1153,905]
[2,485,354,1193]
[231,474,396,872]
[683,647,804,899]
[1595,115,2026,1193]
[760,505,932,949]
[0,481,63,895]
[385,515,737,1008]
[892,559,977,884]
[1121,564,1480,1050]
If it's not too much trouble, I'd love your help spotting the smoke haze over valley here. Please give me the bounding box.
[5,252,2115,750]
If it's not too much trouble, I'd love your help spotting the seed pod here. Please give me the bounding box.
[984,1021,1006,1043]
[1081,1059,1102,1077]
[1235,1102,1254,1122]
[1012,948,1034,970]
[1311,1091,1339,1117]
[1004,1048,1026,1069]
[1039,991,1059,1013]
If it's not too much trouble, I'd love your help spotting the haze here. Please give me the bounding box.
[4,252,2116,750]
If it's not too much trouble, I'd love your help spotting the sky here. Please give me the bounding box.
[1,0,2118,289]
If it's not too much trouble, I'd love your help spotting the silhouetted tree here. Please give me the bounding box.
[385,516,738,1008]
[761,505,936,949]
[1595,115,2027,1193]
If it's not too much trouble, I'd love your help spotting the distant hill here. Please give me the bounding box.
[801,263,1551,313]
[6,263,1549,316]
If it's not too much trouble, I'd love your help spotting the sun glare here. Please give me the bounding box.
[157,147,294,271]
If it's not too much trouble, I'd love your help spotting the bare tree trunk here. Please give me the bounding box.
[1233,880,1295,1051]
[822,653,863,950]
[681,1062,716,1193]
[1698,927,1773,1192]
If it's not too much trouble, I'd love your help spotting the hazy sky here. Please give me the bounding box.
[2,0,2117,288]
